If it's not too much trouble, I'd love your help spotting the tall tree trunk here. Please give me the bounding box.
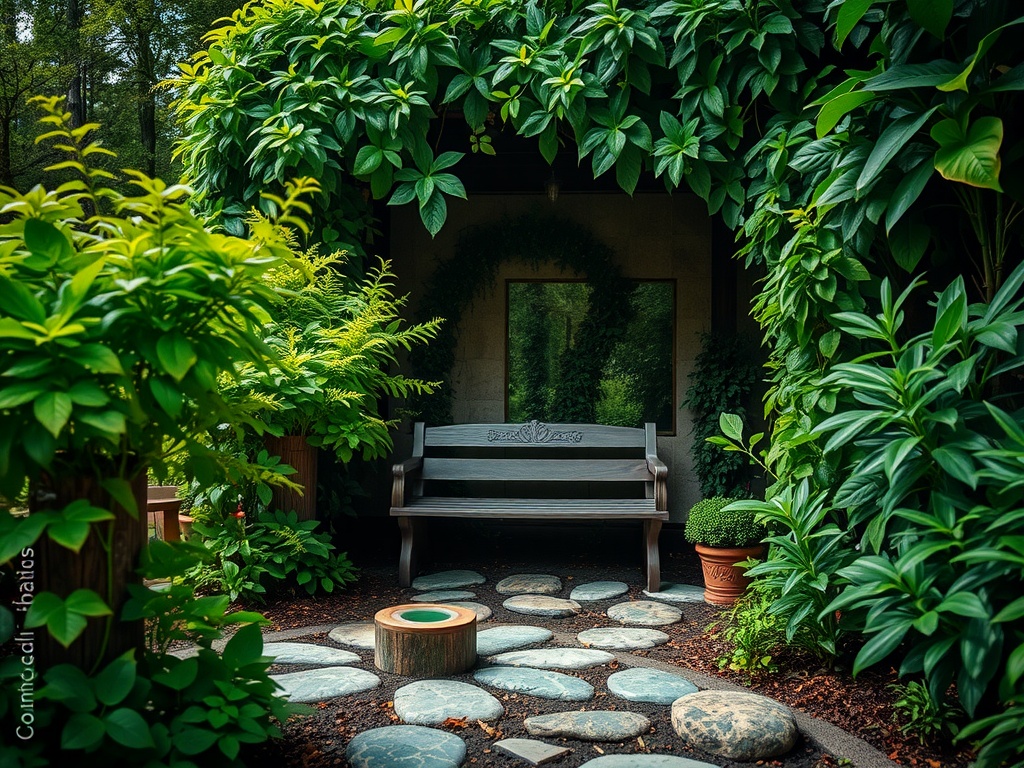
[0,113,13,186]
[136,25,156,177]
[66,0,86,127]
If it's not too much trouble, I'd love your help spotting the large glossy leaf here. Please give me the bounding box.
[816,91,874,138]
[835,0,875,49]
[931,117,1003,191]
[857,108,936,192]
[887,214,929,273]
[104,707,155,749]
[156,332,198,382]
[885,160,933,234]
[34,391,73,439]
[908,0,952,39]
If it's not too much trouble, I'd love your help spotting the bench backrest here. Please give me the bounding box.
[410,420,657,493]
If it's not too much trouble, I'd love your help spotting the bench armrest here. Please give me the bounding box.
[392,457,423,508]
[646,454,668,512]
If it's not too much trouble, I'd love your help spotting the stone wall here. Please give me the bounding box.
[387,192,712,522]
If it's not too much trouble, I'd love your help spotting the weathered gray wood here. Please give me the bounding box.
[395,498,664,517]
[421,458,652,482]
[423,421,647,448]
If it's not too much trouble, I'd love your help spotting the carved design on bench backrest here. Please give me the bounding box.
[487,420,584,444]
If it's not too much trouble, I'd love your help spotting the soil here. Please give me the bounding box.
[237,521,973,768]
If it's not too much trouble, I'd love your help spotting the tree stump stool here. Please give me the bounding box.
[374,604,477,677]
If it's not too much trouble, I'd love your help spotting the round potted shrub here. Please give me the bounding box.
[684,497,766,605]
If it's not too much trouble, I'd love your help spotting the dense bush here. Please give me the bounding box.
[684,497,765,548]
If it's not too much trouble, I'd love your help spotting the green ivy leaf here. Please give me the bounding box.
[221,623,265,671]
[61,712,106,750]
[34,391,73,439]
[931,116,1003,191]
[104,707,155,749]
[95,654,138,707]
[156,332,198,382]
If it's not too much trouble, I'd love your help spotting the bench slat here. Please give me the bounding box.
[421,458,652,482]
[393,497,666,519]
[424,422,646,449]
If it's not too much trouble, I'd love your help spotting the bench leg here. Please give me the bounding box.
[398,516,418,588]
[643,519,662,593]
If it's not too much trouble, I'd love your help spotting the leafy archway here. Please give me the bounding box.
[410,212,631,426]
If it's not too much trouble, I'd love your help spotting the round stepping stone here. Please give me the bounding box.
[504,595,581,617]
[411,589,476,602]
[489,648,615,670]
[263,642,360,665]
[642,583,706,604]
[570,580,629,602]
[607,600,682,626]
[607,668,698,704]
[477,626,553,656]
[578,627,669,650]
[271,666,380,703]
[328,622,375,650]
[496,573,562,595]
[445,600,492,621]
[394,679,504,724]
[671,690,798,760]
[580,756,719,768]
[475,667,594,701]
[411,570,486,590]
[525,710,650,742]
[346,725,466,768]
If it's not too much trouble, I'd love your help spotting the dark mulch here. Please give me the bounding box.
[236,520,970,768]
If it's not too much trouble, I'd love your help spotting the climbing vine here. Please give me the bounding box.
[410,212,630,425]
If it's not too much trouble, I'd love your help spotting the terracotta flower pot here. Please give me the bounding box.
[694,543,765,605]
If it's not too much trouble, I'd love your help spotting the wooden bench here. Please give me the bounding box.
[390,421,668,591]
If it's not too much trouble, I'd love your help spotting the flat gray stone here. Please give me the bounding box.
[671,690,798,760]
[607,600,682,626]
[412,570,486,590]
[494,738,570,765]
[394,679,504,724]
[328,622,375,649]
[346,725,466,768]
[577,627,669,650]
[412,589,477,602]
[580,756,719,768]
[263,642,360,665]
[607,668,698,704]
[504,595,581,617]
[496,574,562,595]
[475,666,594,701]
[489,648,615,670]
[271,666,380,703]
[445,600,492,621]
[525,710,650,742]
[477,626,553,656]
[642,583,706,604]
[570,581,629,602]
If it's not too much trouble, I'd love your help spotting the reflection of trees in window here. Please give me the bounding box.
[508,281,674,431]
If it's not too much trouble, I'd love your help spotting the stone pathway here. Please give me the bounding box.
[474,666,594,701]
[269,569,831,767]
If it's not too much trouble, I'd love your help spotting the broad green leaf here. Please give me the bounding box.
[65,343,124,375]
[68,381,109,407]
[152,657,199,691]
[61,712,106,750]
[854,622,909,675]
[994,596,1024,623]
[719,412,743,441]
[149,377,183,419]
[886,160,933,234]
[857,108,936,191]
[0,513,49,563]
[419,192,447,238]
[222,623,264,670]
[104,707,155,749]
[816,91,875,138]
[888,214,929,273]
[0,276,46,324]
[938,18,1024,93]
[24,592,89,647]
[0,382,48,409]
[353,146,383,177]
[932,116,1003,191]
[77,410,127,436]
[34,391,73,439]
[835,0,875,49]
[95,654,137,706]
[65,589,113,617]
[24,218,73,268]
[156,332,198,382]
[908,0,952,39]
[864,61,961,91]
[101,478,139,517]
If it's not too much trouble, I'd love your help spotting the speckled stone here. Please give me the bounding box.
[577,627,669,650]
[503,595,581,617]
[474,667,594,701]
[488,648,615,670]
[346,725,466,768]
[411,570,486,590]
[445,601,492,621]
[263,642,360,665]
[477,626,553,656]
[671,690,798,760]
[579,756,718,768]
[496,574,562,595]
[328,622,375,650]
[525,710,650,742]
[607,668,698,704]
[642,583,707,604]
[394,679,504,724]
[494,738,571,765]
[607,600,682,626]
[570,581,630,602]
[411,590,477,602]
[271,666,380,703]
